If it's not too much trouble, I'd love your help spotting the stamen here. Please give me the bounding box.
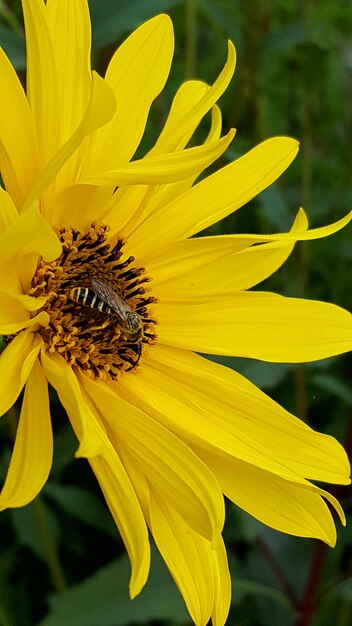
[27,223,157,380]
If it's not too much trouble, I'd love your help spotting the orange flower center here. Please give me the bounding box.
[29,223,157,380]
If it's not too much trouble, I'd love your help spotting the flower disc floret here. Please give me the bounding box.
[28,223,157,379]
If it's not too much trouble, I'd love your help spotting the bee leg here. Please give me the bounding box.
[133,343,142,366]
[89,319,111,332]
[119,342,142,370]
[126,343,142,370]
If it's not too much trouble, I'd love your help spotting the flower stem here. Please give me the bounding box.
[294,541,327,626]
[294,411,352,625]
[32,495,67,593]
[257,537,297,607]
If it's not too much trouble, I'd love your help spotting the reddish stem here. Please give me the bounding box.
[257,537,297,607]
[294,540,328,626]
[294,409,352,626]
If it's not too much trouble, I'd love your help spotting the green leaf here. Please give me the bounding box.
[44,483,116,537]
[37,548,188,626]
[90,0,181,49]
[233,580,292,610]
[0,24,25,70]
[10,500,60,560]
[312,374,352,405]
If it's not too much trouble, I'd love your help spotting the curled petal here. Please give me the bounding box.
[149,210,352,299]
[104,83,222,237]
[0,330,42,418]
[0,188,18,234]
[151,41,236,155]
[117,104,225,240]
[0,359,52,509]
[127,136,299,257]
[0,49,39,208]
[0,206,61,293]
[23,72,117,219]
[41,351,103,458]
[79,129,235,187]
[0,295,48,335]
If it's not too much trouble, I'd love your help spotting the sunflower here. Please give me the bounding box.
[0,1,351,624]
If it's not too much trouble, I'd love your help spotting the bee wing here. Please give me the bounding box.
[91,278,131,321]
[91,278,117,303]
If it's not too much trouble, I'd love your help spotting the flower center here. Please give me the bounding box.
[29,223,157,380]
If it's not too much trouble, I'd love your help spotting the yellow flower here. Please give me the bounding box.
[0,1,351,624]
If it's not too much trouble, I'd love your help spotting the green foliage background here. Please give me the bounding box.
[0,0,351,625]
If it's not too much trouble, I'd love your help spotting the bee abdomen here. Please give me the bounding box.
[69,287,112,314]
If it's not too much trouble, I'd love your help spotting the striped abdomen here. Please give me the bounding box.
[69,287,112,314]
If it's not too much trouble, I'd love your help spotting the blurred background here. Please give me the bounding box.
[0,0,351,624]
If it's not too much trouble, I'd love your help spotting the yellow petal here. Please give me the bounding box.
[146,230,254,274]
[109,348,344,547]
[82,14,174,174]
[112,441,152,527]
[148,209,301,298]
[102,81,216,237]
[219,210,350,292]
[144,104,224,216]
[150,41,236,155]
[88,455,150,598]
[0,330,42,417]
[0,293,47,334]
[79,128,235,187]
[81,374,224,544]
[229,207,352,242]
[149,490,215,626]
[0,359,52,509]
[147,345,350,485]
[22,0,59,163]
[120,364,298,483]
[0,188,18,233]
[211,537,231,626]
[150,210,352,299]
[46,0,92,190]
[115,104,224,240]
[121,352,349,487]
[51,184,115,232]
[0,205,60,264]
[0,206,61,293]
[0,48,39,208]
[23,72,116,221]
[40,351,104,458]
[198,448,338,546]
[157,292,352,362]
[126,136,299,257]
[78,386,151,598]
[152,80,211,153]
[46,0,91,140]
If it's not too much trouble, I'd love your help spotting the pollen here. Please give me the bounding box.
[28,223,157,380]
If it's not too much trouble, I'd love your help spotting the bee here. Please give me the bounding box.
[70,278,143,344]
